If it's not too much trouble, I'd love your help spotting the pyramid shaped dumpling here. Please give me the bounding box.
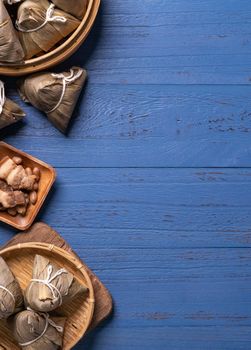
[0,99,25,131]
[0,81,25,131]
[25,254,88,312]
[18,67,87,133]
[9,310,66,349]
[0,256,23,319]
[52,0,88,19]
[0,0,25,64]
[16,0,81,59]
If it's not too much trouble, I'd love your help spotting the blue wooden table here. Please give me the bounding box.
[1,0,251,349]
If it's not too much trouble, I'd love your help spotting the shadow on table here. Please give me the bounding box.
[58,0,104,72]
[76,309,115,350]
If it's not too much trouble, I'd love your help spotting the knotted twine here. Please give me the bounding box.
[7,0,21,4]
[0,285,15,305]
[46,68,83,113]
[28,264,67,306]
[19,308,63,347]
[0,81,6,115]
[16,3,67,33]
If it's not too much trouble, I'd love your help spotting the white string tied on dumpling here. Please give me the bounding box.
[46,68,83,114]
[30,264,67,306]
[0,81,6,115]
[0,285,15,305]
[7,0,21,4]
[16,3,67,33]
[19,309,63,347]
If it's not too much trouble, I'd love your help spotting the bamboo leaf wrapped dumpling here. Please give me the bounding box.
[0,0,25,64]
[51,0,88,20]
[16,0,81,59]
[9,309,66,349]
[25,255,88,313]
[0,81,25,131]
[18,66,87,133]
[0,256,23,319]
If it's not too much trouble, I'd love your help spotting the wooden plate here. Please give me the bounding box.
[0,0,101,76]
[0,242,95,350]
[2,222,113,331]
[0,142,56,230]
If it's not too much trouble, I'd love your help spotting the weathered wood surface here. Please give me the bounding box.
[3,85,251,167]
[1,0,251,349]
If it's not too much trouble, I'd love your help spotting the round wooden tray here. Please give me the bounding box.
[0,242,95,350]
[0,0,100,76]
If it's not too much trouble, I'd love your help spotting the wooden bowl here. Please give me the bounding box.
[0,141,56,230]
[0,0,101,76]
[0,242,95,350]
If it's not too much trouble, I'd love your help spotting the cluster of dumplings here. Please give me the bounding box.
[0,65,87,133]
[0,254,88,349]
[0,0,88,62]
[0,0,88,134]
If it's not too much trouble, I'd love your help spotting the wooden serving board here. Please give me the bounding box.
[1,222,113,331]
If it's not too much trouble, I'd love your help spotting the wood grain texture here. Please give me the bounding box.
[0,0,251,349]
[2,85,251,167]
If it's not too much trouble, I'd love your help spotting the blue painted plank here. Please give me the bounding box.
[65,246,251,349]
[2,84,251,167]
[31,168,251,233]
[1,167,251,247]
[3,0,251,87]
[53,0,251,84]
[0,169,250,350]
[81,326,251,350]
[0,0,250,349]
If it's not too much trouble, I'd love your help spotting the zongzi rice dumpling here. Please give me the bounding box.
[0,81,25,131]
[25,255,88,313]
[52,0,88,20]
[18,66,87,133]
[10,309,66,349]
[0,256,23,319]
[16,0,81,59]
[0,0,25,64]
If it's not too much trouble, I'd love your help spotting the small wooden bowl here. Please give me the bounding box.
[0,0,100,76]
[0,242,95,350]
[0,141,56,230]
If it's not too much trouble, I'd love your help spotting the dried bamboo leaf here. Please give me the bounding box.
[9,310,66,349]
[52,0,89,19]
[0,256,23,319]
[16,0,80,59]
[25,255,88,313]
[0,80,25,131]
[0,98,25,131]
[18,66,87,133]
[0,0,25,64]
